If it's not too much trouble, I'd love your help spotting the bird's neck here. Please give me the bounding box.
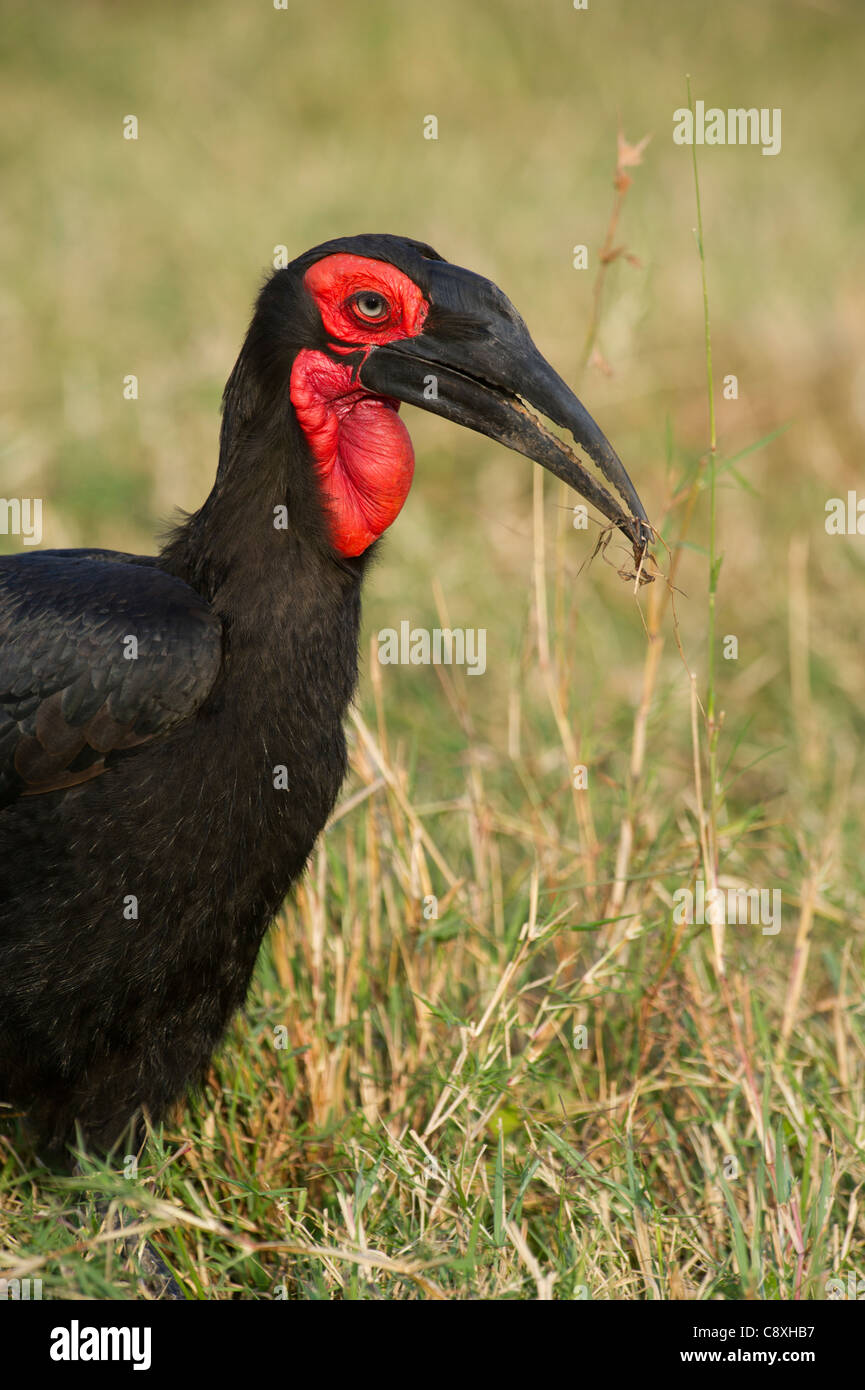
[159,404,371,718]
[163,383,368,601]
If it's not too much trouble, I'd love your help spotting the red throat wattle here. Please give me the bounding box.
[290,254,430,557]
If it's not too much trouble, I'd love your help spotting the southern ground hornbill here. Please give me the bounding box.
[0,234,651,1158]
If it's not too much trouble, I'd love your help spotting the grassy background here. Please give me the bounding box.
[1,0,864,1299]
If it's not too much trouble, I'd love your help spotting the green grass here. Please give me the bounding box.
[1,0,864,1299]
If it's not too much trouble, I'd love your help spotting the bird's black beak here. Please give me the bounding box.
[358,258,653,563]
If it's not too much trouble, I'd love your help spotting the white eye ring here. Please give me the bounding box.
[351,291,389,321]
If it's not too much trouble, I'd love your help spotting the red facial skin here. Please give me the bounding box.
[290,254,430,557]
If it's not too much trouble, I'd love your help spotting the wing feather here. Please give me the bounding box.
[0,550,222,807]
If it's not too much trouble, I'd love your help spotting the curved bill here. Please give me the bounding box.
[356,259,653,568]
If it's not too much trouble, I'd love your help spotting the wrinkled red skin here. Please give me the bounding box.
[291,254,430,557]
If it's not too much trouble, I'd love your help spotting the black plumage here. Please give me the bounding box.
[0,234,650,1157]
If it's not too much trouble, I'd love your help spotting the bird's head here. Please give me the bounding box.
[222,234,652,567]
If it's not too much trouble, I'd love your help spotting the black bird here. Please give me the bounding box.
[0,234,651,1157]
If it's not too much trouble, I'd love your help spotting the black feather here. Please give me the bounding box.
[0,240,400,1153]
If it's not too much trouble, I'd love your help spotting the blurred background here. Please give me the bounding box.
[1,0,864,1299]
[2,1,863,780]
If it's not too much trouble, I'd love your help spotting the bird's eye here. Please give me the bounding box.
[350,291,390,322]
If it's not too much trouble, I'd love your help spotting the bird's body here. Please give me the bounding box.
[0,545,360,1151]
[0,235,650,1156]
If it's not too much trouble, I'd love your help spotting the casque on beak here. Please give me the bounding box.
[358,256,653,569]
